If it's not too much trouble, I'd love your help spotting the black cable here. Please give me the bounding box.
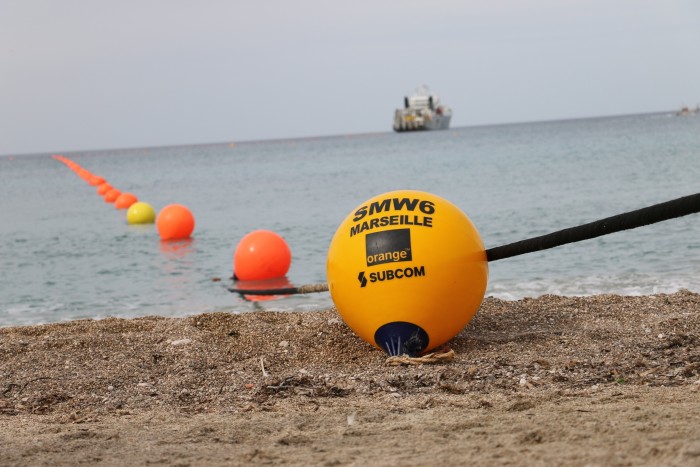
[228,192,700,295]
[227,283,329,296]
[485,192,700,261]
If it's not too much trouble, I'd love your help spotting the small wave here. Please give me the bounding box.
[486,273,699,300]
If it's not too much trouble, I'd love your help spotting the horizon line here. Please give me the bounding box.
[1,109,679,158]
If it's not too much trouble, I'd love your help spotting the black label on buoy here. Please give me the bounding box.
[365,228,412,267]
[356,265,426,288]
[352,197,435,222]
[349,214,432,237]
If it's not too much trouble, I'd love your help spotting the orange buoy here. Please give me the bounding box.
[114,192,138,210]
[97,183,112,195]
[156,204,195,240]
[233,230,292,281]
[89,175,106,186]
[77,169,92,181]
[104,188,121,203]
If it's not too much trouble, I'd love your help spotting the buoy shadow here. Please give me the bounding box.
[234,276,293,302]
[159,238,195,258]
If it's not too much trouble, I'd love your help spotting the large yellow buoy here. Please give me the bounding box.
[327,190,488,356]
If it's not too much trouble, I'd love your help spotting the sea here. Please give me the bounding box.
[2,112,699,327]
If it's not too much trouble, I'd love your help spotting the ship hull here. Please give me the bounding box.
[393,111,451,132]
[424,114,451,131]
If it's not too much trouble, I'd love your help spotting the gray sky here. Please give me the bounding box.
[2,0,699,155]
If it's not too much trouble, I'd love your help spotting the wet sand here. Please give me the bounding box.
[2,291,700,466]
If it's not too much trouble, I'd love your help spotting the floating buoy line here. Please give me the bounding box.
[51,151,699,357]
[228,192,700,296]
[53,155,196,239]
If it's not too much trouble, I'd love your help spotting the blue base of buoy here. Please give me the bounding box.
[374,322,429,357]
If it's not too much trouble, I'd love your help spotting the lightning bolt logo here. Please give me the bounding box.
[357,271,367,287]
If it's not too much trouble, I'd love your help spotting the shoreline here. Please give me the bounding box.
[2,291,700,465]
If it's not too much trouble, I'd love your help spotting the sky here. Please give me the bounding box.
[2,0,699,155]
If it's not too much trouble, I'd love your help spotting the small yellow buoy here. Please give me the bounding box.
[326,190,488,356]
[126,201,156,224]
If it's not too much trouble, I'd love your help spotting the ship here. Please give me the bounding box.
[393,85,452,132]
[676,105,699,116]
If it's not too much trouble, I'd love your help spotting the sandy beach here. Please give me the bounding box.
[2,290,700,466]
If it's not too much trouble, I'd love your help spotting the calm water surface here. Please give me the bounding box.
[1,112,699,326]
